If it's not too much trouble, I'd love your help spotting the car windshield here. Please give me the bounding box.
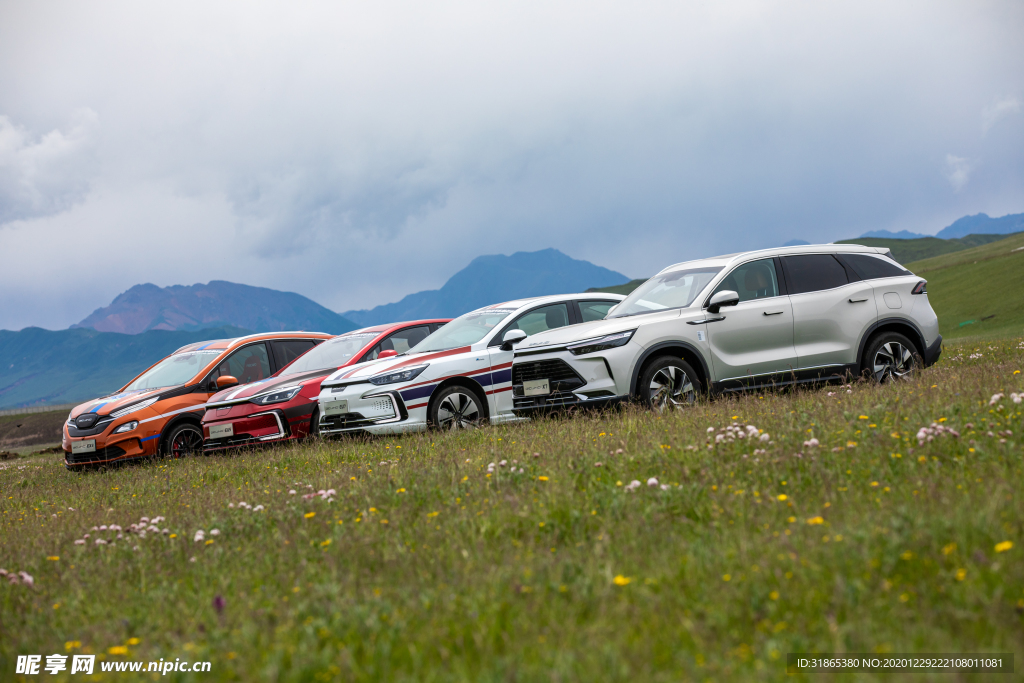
[409,309,516,353]
[279,333,379,375]
[123,350,221,391]
[609,267,723,317]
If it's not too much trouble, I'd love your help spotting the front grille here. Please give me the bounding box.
[65,445,127,465]
[68,416,115,438]
[513,360,583,385]
[319,412,380,432]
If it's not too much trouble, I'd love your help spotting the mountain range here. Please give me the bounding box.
[341,249,629,326]
[73,281,358,335]
[858,212,1024,240]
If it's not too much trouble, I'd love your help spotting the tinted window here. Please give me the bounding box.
[840,253,911,280]
[365,325,432,360]
[713,258,780,304]
[215,343,271,384]
[579,300,617,322]
[279,333,379,375]
[511,304,571,335]
[271,340,315,369]
[783,254,849,295]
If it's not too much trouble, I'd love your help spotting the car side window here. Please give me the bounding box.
[490,303,572,346]
[365,325,432,361]
[712,259,781,303]
[782,254,850,295]
[271,340,316,370]
[578,300,618,322]
[839,253,910,280]
[216,343,271,385]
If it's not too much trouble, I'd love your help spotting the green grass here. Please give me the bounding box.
[836,233,1017,265]
[2,338,1023,682]
[906,232,1024,341]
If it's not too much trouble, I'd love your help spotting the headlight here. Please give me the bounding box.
[113,420,138,434]
[110,397,158,418]
[250,386,303,405]
[567,330,636,356]
[368,364,428,386]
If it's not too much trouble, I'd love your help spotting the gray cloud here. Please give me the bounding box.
[0,0,1022,330]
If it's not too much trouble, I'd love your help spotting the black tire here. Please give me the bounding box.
[429,386,486,430]
[307,408,321,439]
[163,422,204,459]
[863,332,920,383]
[638,356,702,412]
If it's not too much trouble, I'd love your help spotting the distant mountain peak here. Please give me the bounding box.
[936,211,1024,239]
[857,229,929,240]
[342,249,629,326]
[73,281,357,335]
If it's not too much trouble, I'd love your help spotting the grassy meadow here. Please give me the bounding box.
[2,337,1024,681]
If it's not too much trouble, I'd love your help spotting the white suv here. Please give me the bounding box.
[509,244,941,413]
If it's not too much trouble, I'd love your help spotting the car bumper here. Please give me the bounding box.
[203,409,290,451]
[510,345,635,414]
[924,334,942,367]
[317,387,425,435]
[63,436,149,468]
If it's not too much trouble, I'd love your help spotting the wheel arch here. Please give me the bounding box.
[857,318,926,372]
[426,376,491,421]
[629,341,711,398]
[159,411,204,454]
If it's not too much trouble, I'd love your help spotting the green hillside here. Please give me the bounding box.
[905,232,1024,341]
[0,326,252,410]
[837,232,1016,264]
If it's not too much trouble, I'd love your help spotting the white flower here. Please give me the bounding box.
[759,433,770,442]
[254,505,264,511]
[803,438,819,448]
[288,490,296,495]
[647,477,659,487]
[162,528,169,534]
[594,462,603,468]
[74,539,85,545]
[18,571,33,587]
[193,530,206,543]
[989,393,1003,406]
[625,480,642,491]
[499,460,507,467]
[707,427,714,433]
[210,529,220,536]
[140,516,149,523]
[189,556,197,563]
[95,539,107,545]
[228,503,235,508]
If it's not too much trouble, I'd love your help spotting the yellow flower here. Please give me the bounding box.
[46,556,59,561]
[847,441,857,447]
[538,476,549,481]
[1014,370,1020,375]
[205,539,214,545]
[350,476,357,481]
[538,522,545,527]
[870,481,879,487]
[380,520,389,524]
[722,574,731,582]
[942,543,956,555]
[777,494,787,501]
[995,540,1013,553]
[108,646,128,655]
[427,511,439,517]
[127,638,140,645]
[613,575,631,586]
[769,591,779,600]
[900,551,913,560]
[64,641,81,651]
[304,512,315,519]
[806,516,825,525]
[955,568,966,581]
[169,533,177,539]
[320,539,331,547]
[396,488,406,493]
[858,415,869,420]
[787,516,796,523]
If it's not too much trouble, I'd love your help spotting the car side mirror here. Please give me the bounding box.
[377,349,398,359]
[708,290,740,314]
[215,375,239,390]
[500,329,528,351]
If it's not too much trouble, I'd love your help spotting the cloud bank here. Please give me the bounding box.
[0,0,1022,330]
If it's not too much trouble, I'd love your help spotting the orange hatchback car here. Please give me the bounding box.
[62,331,333,469]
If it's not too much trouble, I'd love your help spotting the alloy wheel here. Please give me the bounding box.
[171,427,203,457]
[436,392,482,430]
[872,341,915,382]
[648,366,696,412]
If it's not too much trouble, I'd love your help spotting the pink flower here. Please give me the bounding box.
[18,571,33,587]
[647,477,659,487]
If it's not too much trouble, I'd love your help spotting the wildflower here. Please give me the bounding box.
[538,476,549,482]
[193,531,205,543]
[213,595,225,614]
[304,512,316,519]
[759,433,770,442]
[189,557,197,563]
[594,462,603,468]
[254,505,264,511]
[95,539,107,545]
[500,460,507,467]
[806,516,825,525]
[942,543,956,555]
[803,438,819,448]
[74,539,85,545]
[995,541,1013,553]
[706,427,714,433]
[19,571,34,587]
[722,574,731,582]
[396,488,406,493]
[624,480,641,491]
[647,477,659,487]
[769,591,779,600]
[47,556,59,561]
[612,575,632,586]
[777,494,787,501]
[989,393,1004,405]
[108,646,128,655]
[288,490,296,495]
[210,529,220,536]
[660,484,670,491]
[955,568,966,581]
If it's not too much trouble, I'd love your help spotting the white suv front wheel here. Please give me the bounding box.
[639,356,702,412]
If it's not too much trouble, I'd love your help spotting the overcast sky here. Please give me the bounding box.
[1,0,1022,331]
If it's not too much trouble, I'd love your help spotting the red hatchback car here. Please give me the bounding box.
[201,319,450,451]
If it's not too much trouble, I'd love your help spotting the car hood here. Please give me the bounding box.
[515,314,677,350]
[69,387,168,418]
[322,345,476,385]
[207,368,333,404]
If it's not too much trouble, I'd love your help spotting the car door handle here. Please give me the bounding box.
[762,310,783,316]
[848,297,868,303]
[687,317,725,325]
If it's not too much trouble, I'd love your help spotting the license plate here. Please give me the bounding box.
[209,423,234,439]
[71,439,96,455]
[523,379,550,396]
[323,399,349,416]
